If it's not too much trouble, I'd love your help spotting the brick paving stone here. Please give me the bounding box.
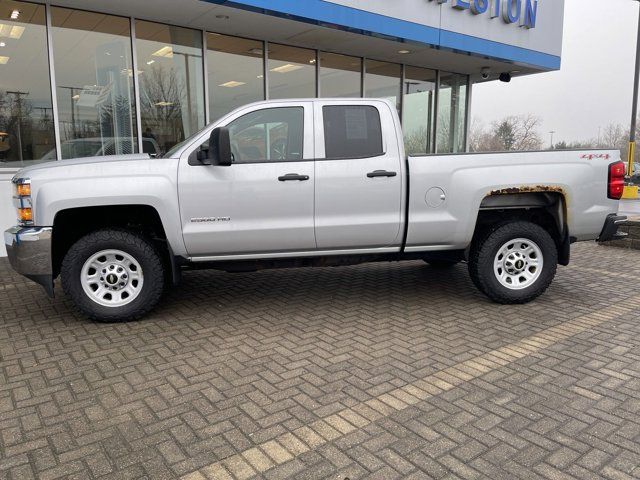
[1,243,640,479]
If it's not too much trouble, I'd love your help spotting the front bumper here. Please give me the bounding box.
[4,226,54,297]
[597,214,628,242]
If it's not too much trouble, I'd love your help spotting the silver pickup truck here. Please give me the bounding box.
[4,99,626,322]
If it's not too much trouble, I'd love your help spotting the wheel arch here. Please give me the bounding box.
[474,191,570,266]
[51,205,178,281]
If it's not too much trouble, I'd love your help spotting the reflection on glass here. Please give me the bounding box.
[136,20,204,153]
[319,52,361,98]
[268,44,316,100]
[437,72,468,154]
[228,107,304,163]
[0,1,55,166]
[51,7,137,160]
[207,33,264,122]
[403,66,436,155]
[365,60,401,111]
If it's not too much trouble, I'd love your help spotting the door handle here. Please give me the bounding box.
[278,173,310,181]
[367,170,397,178]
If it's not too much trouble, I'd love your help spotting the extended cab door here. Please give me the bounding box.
[313,101,404,250]
[178,103,316,257]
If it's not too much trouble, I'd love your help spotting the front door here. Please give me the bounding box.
[178,103,316,257]
[314,102,404,250]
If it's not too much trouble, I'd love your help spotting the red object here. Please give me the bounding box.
[608,161,625,200]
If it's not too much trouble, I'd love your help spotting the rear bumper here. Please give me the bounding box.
[597,214,628,242]
[4,226,54,296]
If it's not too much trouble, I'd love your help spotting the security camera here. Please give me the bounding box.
[480,67,491,80]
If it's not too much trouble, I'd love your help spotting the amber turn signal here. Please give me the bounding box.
[16,184,31,197]
[18,208,32,222]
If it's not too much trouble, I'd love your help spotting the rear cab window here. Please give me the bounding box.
[322,105,384,160]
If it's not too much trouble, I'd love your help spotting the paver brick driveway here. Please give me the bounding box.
[1,242,640,480]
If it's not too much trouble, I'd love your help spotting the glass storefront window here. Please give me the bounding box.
[268,44,316,100]
[403,66,436,155]
[365,60,401,111]
[0,0,473,165]
[207,33,264,123]
[51,7,137,160]
[136,20,204,154]
[319,52,361,98]
[436,72,468,154]
[0,1,55,166]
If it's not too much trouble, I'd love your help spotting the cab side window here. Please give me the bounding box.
[226,107,304,163]
[323,105,384,160]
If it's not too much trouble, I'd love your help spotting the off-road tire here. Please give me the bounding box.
[61,230,165,322]
[468,221,558,304]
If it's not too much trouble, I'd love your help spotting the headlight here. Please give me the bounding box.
[13,178,33,226]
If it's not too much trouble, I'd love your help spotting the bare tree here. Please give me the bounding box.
[599,123,626,150]
[469,117,502,152]
[139,65,186,151]
[503,114,543,150]
[404,126,430,155]
[469,114,543,152]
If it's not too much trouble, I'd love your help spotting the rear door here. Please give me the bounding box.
[313,101,404,250]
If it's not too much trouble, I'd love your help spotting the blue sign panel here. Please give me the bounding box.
[203,0,561,71]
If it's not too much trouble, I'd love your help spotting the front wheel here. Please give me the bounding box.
[61,230,165,322]
[468,222,558,304]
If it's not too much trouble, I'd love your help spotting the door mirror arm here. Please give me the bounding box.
[196,148,211,165]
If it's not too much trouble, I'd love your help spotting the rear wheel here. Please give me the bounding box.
[61,230,165,322]
[468,221,558,304]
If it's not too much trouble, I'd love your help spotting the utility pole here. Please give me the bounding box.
[624,0,640,198]
[58,86,80,137]
[549,130,555,149]
[6,90,28,163]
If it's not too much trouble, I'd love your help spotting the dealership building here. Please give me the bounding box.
[0,0,564,254]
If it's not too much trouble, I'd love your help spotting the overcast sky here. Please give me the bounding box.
[472,0,639,145]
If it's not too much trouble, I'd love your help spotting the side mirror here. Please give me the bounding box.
[209,127,232,166]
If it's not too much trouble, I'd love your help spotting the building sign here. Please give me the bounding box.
[430,0,538,29]
[218,0,563,70]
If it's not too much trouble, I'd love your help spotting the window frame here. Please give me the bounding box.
[181,101,314,165]
[206,32,266,123]
[50,6,139,160]
[267,43,317,101]
[226,106,305,164]
[134,19,206,155]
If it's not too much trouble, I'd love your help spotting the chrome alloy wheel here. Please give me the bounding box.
[493,238,543,290]
[81,249,144,307]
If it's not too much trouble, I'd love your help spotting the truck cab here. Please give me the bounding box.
[178,99,405,258]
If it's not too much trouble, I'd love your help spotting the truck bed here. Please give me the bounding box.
[404,150,620,252]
